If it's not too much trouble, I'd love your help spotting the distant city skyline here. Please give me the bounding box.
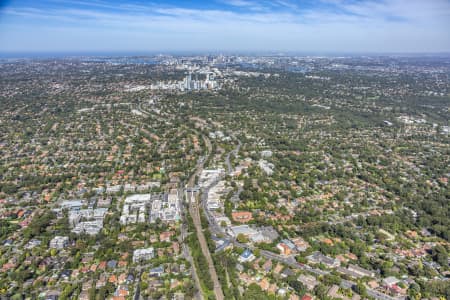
[1,0,450,54]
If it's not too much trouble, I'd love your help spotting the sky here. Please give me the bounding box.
[0,0,449,54]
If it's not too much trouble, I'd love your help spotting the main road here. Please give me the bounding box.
[187,135,225,300]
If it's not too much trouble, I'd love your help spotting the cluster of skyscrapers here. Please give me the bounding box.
[183,72,218,90]
[151,72,220,91]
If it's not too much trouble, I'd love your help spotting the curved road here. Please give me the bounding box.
[225,138,241,174]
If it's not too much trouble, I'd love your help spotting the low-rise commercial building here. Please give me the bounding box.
[49,236,69,249]
[133,248,154,263]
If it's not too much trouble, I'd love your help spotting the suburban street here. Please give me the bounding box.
[198,140,405,300]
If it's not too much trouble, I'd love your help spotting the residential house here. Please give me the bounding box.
[262,259,272,273]
[306,252,340,268]
[239,249,256,263]
[298,274,319,291]
[277,243,292,256]
[291,237,310,252]
[150,265,165,277]
[232,211,253,223]
[133,247,154,263]
[49,236,69,249]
